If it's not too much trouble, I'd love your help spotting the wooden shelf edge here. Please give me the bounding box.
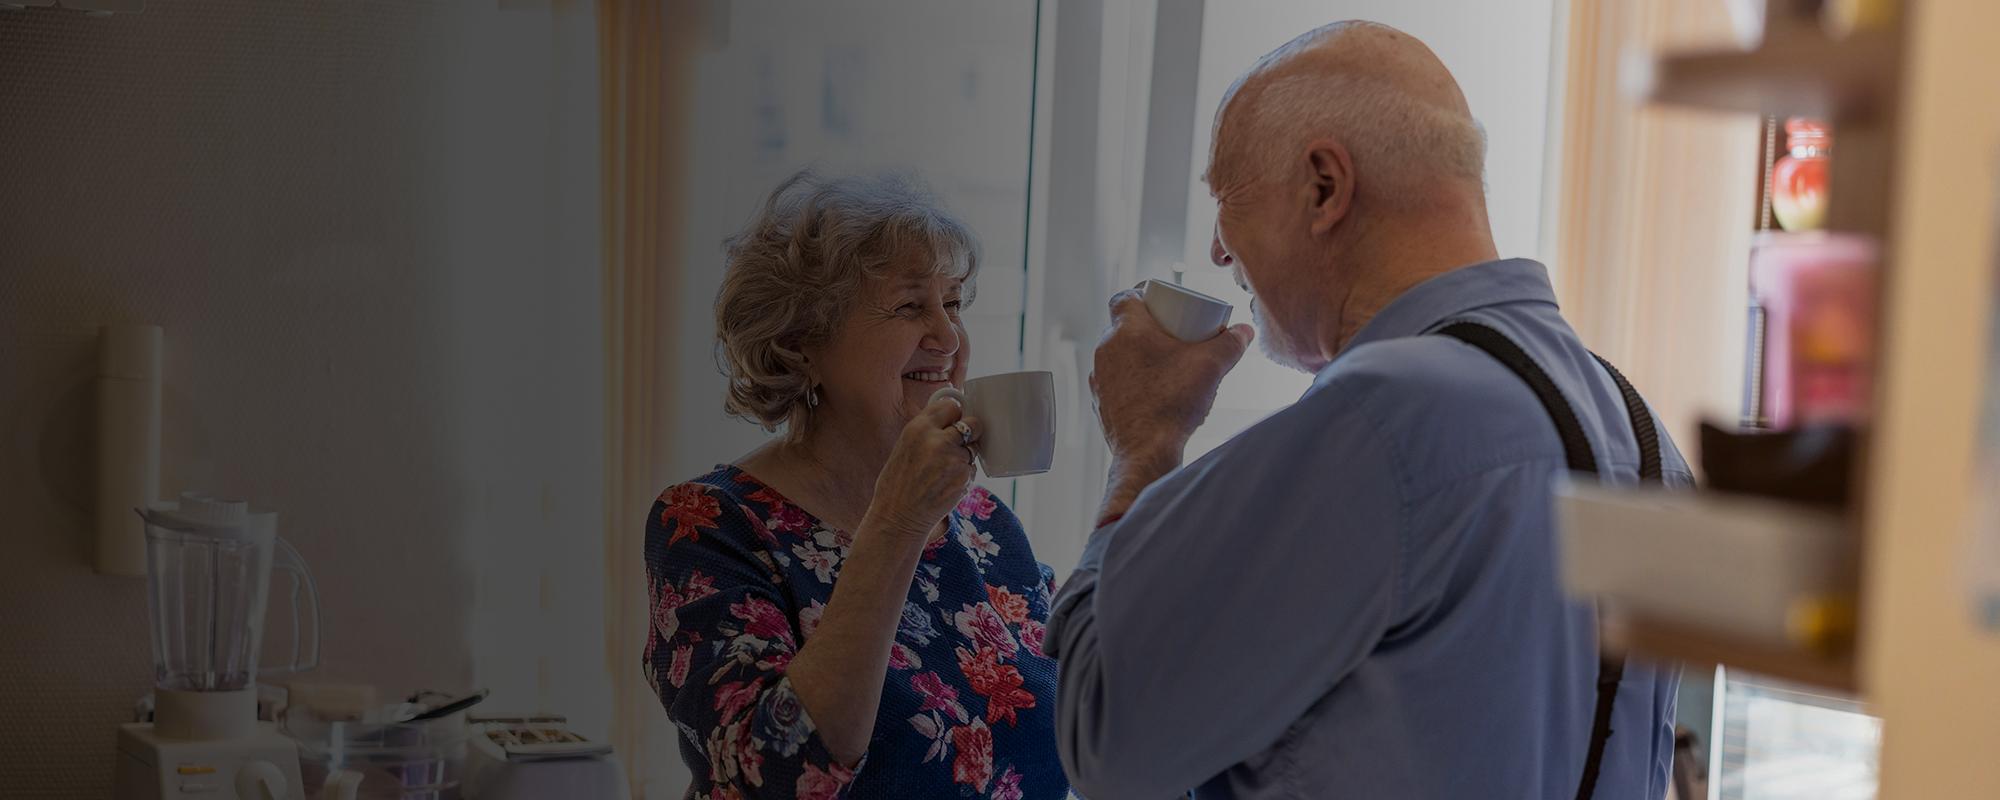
[1606,612,1859,695]
[1635,29,1899,120]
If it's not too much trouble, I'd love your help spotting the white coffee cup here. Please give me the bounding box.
[931,371,1056,478]
[1141,279,1233,342]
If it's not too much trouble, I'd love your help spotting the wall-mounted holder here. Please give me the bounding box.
[96,324,160,577]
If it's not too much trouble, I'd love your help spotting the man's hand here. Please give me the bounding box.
[1090,287,1254,521]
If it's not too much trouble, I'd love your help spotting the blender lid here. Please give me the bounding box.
[139,492,277,538]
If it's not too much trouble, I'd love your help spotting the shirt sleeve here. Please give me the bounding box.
[1045,393,1407,799]
[644,482,863,799]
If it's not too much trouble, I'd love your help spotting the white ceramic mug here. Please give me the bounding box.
[1141,279,1233,342]
[932,371,1056,478]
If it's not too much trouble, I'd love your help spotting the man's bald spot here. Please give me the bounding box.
[1208,21,1477,188]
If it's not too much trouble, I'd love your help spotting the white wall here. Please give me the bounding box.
[0,2,606,795]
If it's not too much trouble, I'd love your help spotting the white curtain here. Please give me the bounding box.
[1550,0,1763,463]
[598,1,701,795]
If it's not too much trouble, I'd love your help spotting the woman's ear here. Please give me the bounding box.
[796,344,822,390]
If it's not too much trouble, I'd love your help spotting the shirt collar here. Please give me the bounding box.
[1332,258,1559,357]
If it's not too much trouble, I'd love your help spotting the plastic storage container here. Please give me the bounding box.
[283,712,468,800]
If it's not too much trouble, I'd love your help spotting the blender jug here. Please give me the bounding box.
[140,493,321,740]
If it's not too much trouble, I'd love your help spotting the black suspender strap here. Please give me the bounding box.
[1436,321,1663,482]
[1591,354,1664,483]
[1437,322,1603,473]
[1436,321,1664,800]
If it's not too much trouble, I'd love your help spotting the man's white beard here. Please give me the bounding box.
[1250,297,1314,374]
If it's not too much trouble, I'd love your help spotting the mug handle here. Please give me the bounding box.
[929,386,966,408]
[930,386,974,446]
[259,536,322,675]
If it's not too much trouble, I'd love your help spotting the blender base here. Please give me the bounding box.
[115,722,305,800]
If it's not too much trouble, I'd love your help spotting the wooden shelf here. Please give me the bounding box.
[1558,484,1855,633]
[1593,0,2000,791]
[1557,484,1862,693]
[1606,612,1858,694]
[1634,29,1899,120]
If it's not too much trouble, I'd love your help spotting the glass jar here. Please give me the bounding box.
[1772,118,1832,232]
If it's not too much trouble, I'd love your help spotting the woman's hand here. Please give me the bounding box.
[865,391,981,541]
[789,396,978,765]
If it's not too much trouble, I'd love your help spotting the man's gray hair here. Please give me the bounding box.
[1234,72,1487,203]
[714,169,980,441]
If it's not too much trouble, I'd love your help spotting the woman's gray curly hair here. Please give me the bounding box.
[715,169,981,441]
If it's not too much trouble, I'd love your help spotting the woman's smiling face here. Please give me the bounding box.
[808,254,971,445]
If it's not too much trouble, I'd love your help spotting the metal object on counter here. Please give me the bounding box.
[402,689,490,724]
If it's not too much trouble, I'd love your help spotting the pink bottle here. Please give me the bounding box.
[1751,232,1879,428]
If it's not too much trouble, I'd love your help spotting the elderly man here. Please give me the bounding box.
[1046,20,1693,800]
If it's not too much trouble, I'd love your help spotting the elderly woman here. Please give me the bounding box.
[643,171,1068,799]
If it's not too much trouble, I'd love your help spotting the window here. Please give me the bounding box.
[665,1,1044,486]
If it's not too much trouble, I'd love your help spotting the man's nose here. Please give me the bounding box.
[1210,231,1232,268]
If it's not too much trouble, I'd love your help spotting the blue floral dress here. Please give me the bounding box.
[643,465,1069,799]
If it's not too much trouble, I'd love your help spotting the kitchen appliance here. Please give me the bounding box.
[116,493,322,800]
[461,714,626,800]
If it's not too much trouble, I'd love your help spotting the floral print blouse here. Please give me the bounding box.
[644,465,1069,799]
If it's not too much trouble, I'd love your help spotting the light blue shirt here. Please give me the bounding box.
[1046,259,1691,799]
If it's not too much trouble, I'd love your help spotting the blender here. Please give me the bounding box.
[115,493,322,800]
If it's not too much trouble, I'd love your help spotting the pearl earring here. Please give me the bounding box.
[807,386,820,409]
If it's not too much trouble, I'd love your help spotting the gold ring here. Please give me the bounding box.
[952,420,974,445]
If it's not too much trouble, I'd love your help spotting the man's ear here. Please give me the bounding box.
[1304,138,1355,235]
